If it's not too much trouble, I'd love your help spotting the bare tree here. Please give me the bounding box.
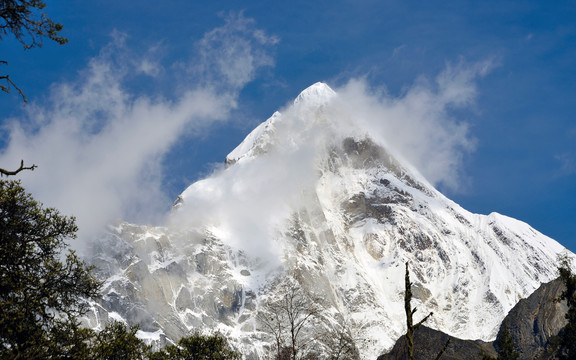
[259,291,289,360]
[259,278,321,360]
[0,1,62,172]
[322,322,359,360]
[259,276,359,360]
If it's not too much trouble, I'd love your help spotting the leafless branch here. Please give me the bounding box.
[414,311,433,330]
[0,160,37,176]
[433,339,451,360]
[0,73,28,103]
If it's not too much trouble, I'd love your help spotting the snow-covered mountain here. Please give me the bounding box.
[84,83,568,359]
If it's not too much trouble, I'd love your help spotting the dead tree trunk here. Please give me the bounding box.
[404,262,449,360]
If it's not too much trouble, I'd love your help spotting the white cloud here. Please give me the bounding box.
[336,60,492,190]
[169,104,326,267]
[192,12,278,90]
[0,15,276,251]
[168,61,490,266]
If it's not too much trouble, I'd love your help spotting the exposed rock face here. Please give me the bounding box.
[504,278,567,359]
[84,223,262,354]
[378,279,568,360]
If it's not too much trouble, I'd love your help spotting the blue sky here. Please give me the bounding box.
[1,1,575,251]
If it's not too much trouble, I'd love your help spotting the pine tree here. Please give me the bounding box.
[496,323,519,360]
[482,322,519,360]
[556,255,576,359]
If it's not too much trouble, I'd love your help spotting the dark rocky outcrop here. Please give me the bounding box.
[378,278,567,360]
[503,278,567,359]
[378,326,494,360]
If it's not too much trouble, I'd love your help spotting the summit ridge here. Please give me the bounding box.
[293,82,337,106]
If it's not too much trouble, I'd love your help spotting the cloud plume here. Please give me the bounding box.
[0,14,276,250]
[336,60,491,190]
[168,61,490,265]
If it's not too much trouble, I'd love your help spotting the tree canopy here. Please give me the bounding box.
[150,332,241,360]
[91,321,152,360]
[0,0,67,48]
[0,180,244,359]
[0,179,100,359]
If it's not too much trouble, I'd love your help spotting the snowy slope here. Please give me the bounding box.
[85,82,569,359]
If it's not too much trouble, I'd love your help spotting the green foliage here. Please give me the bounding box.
[0,0,67,49]
[0,179,101,359]
[0,180,246,360]
[480,322,519,359]
[556,255,576,360]
[1,0,68,101]
[481,323,519,360]
[494,323,519,360]
[91,321,152,360]
[481,352,495,360]
[150,332,241,360]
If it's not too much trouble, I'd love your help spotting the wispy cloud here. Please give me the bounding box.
[556,153,576,175]
[169,61,490,266]
[391,44,407,58]
[0,14,276,250]
[192,12,279,90]
[336,60,492,191]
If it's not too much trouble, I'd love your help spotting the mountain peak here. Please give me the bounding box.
[293,82,336,106]
[225,82,337,165]
[87,81,571,360]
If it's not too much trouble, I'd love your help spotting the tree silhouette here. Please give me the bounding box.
[0,179,100,359]
[404,262,450,360]
[91,321,152,360]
